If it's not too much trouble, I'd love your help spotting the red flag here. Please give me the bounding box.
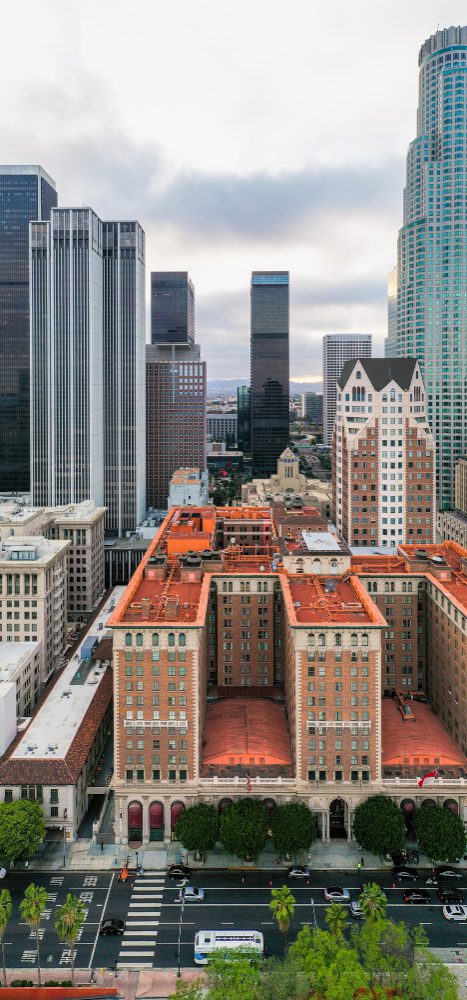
[417,769,438,788]
[246,773,252,793]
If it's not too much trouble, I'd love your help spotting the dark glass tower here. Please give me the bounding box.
[237,385,251,454]
[250,271,289,476]
[151,271,195,344]
[0,166,57,492]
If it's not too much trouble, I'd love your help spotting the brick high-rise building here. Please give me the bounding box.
[146,343,207,511]
[333,358,435,548]
[109,503,467,845]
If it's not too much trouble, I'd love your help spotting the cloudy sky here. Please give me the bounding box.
[2,0,465,379]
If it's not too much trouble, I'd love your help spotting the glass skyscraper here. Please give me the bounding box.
[396,26,467,509]
[0,165,57,491]
[250,271,289,476]
[151,271,195,344]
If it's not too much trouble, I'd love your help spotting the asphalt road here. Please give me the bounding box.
[2,867,467,972]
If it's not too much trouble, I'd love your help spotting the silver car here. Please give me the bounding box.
[443,904,467,922]
[180,886,205,902]
[323,886,350,903]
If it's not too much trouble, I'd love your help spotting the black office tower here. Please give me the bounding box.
[250,271,289,476]
[0,166,57,491]
[151,271,195,344]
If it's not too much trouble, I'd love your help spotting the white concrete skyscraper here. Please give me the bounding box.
[30,209,146,533]
[322,333,372,445]
[396,26,467,509]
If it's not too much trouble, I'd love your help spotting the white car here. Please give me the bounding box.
[443,904,467,922]
[0,867,6,879]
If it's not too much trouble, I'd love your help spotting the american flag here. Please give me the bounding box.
[246,773,252,793]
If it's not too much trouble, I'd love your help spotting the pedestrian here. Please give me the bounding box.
[360,857,364,868]
[355,861,362,872]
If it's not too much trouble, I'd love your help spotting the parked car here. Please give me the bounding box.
[403,889,430,904]
[99,918,125,936]
[426,867,462,885]
[168,864,192,880]
[323,886,350,903]
[442,904,467,922]
[179,886,205,902]
[349,900,364,919]
[287,865,310,879]
[0,867,6,880]
[392,867,418,883]
[437,887,464,905]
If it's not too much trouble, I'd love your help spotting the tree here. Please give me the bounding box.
[0,889,12,988]
[19,883,48,986]
[324,903,348,941]
[219,799,269,861]
[269,885,295,941]
[270,804,317,857]
[359,882,388,922]
[0,801,45,866]
[54,893,85,985]
[174,803,218,856]
[167,983,204,1000]
[352,795,405,857]
[205,950,263,1000]
[414,804,466,862]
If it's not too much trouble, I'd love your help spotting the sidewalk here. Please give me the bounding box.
[1,967,206,1000]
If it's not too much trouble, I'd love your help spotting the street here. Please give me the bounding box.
[2,867,467,973]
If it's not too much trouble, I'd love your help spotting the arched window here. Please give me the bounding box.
[125,633,132,647]
[335,634,342,647]
[179,633,186,647]
[152,633,159,647]
[168,633,175,647]
[361,634,368,647]
[318,633,326,647]
[136,633,143,647]
[330,559,338,573]
[307,633,315,646]
[351,633,358,647]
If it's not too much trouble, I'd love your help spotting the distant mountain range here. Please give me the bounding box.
[207,379,322,397]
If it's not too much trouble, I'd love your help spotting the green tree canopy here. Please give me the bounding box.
[324,903,348,941]
[54,893,85,985]
[352,795,405,857]
[0,801,45,866]
[19,883,48,987]
[270,803,317,857]
[219,798,269,861]
[269,885,295,939]
[174,803,219,854]
[359,882,388,922]
[414,804,466,862]
[0,888,12,988]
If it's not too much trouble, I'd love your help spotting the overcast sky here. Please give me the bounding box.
[2,0,466,379]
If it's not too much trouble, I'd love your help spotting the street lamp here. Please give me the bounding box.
[176,888,186,978]
[62,809,68,869]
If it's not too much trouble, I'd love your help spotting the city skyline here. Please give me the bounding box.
[1,1,465,378]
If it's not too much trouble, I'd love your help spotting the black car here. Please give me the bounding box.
[426,866,462,885]
[99,918,124,936]
[437,887,464,904]
[392,867,418,883]
[403,889,430,904]
[168,864,192,880]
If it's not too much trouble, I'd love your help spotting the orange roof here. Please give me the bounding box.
[202,699,292,766]
[282,573,385,626]
[381,698,467,769]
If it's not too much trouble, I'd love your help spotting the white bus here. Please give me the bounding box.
[194,929,264,965]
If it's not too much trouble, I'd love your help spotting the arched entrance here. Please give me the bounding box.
[443,799,459,814]
[421,798,436,808]
[218,798,233,814]
[128,801,143,843]
[263,798,276,815]
[400,799,415,834]
[149,801,164,842]
[171,801,186,837]
[329,798,347,839]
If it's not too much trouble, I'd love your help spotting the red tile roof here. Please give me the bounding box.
[381,698,467,769]
[202,699,292,766]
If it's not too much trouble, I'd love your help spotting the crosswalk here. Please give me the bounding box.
[117,871,165,969]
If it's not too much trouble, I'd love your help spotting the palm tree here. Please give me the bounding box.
[55,893,85,985]
[359,882,387,922]
[0,889,12,988]
[19,883,48,986]
[325,902,348,941]
[269,884,295,942]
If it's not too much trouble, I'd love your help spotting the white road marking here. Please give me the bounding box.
[119,949,154,956]
[88,873,114,970]
[123,931,159,937]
